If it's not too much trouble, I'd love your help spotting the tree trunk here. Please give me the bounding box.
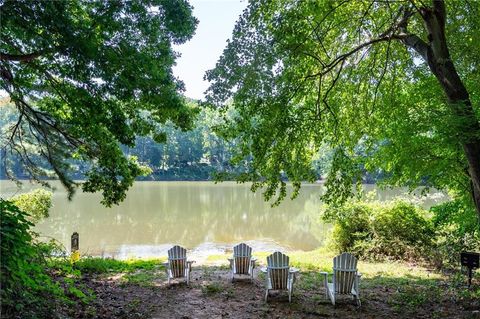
[465,144,480,215]
[420,2,480,218]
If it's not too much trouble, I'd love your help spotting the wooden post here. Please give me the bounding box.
[71,232,79,251]
[468,268,473,287]
[70,232,80,263]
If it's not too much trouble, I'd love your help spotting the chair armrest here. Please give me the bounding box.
[288,268,299,281]
[187,260,195,272]
[319,271,329,282]
[163,262,170,268]
[356,272,362,278]
[260,267,267,273]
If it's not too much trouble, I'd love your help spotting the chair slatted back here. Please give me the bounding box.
[333,252,358,294]
[267,251,289,290]
[233,243,252,274]
[168,245,187,278]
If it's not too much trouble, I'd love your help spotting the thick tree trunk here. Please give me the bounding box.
[465,144,480,215]
[420,1,480,218]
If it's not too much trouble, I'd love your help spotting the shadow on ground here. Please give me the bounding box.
[71,266,480,319]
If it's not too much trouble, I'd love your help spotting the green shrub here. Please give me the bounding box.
[329,201,372,252]
[1,199,58,317]
[370,201,434,259]
[0,199,88,318]
[327,200,434,261]
[430,199,480,268]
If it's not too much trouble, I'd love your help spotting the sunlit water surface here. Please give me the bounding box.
[1,181,447,260]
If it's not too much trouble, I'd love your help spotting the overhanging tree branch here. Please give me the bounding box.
[304,34,407,80]
[0,51,44,62]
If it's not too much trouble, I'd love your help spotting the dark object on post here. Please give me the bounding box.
[461,252,479,287]
[71,232,79,252]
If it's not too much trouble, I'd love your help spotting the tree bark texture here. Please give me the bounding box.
[419,1,480,217]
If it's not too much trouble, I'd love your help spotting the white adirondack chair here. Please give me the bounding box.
[164,245,195,285]
[228,243,256,282]
[320,252,362,306]
[262,251,298,302]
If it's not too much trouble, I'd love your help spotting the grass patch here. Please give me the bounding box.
[51,257,166,274]
[258,271,266,281]
[393,284,438,309]
[121,271,164,287]
[296,271,325,290]
[201,265,215,280]
[202,282,223,295]
[199,248,447,288]
[224,287,235,299]
[289,247,334,271]
[126,298,142,312]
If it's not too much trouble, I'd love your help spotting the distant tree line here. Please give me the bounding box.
[1,97,387,183]
[0,97,387,183]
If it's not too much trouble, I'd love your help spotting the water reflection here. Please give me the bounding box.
[0,181,447,259]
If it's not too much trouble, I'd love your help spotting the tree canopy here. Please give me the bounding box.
[0,0,197,205]
[1,98,257,182]
[206,0,480,216]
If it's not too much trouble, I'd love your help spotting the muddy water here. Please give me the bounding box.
[0,181,446,259]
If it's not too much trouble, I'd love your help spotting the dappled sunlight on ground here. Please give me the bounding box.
[66,251,479,318]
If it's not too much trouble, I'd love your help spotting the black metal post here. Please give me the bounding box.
[468,267,472,288]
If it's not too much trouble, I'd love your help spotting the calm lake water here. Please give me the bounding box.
[1,181,447,260]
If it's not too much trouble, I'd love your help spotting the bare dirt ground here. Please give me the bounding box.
[74,266,480,319]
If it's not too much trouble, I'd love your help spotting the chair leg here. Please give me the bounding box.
[166,269,171,285]
[265,289,269,302]
[355,294,361,307]
[354,277,361,307]
[323,276,328,300]
[288,281,294,303]
[327,287,335,305]
[250,261,255,282]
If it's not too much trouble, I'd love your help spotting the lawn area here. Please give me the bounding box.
[53,249,479,318]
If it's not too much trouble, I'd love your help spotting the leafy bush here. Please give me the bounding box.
[370,202,434,259]
[0,199,88,318]
[329,201,372,252]
[430,199,480,268]
[11,189,53,223]
[1,199,57,317]
[327,200,434,261]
